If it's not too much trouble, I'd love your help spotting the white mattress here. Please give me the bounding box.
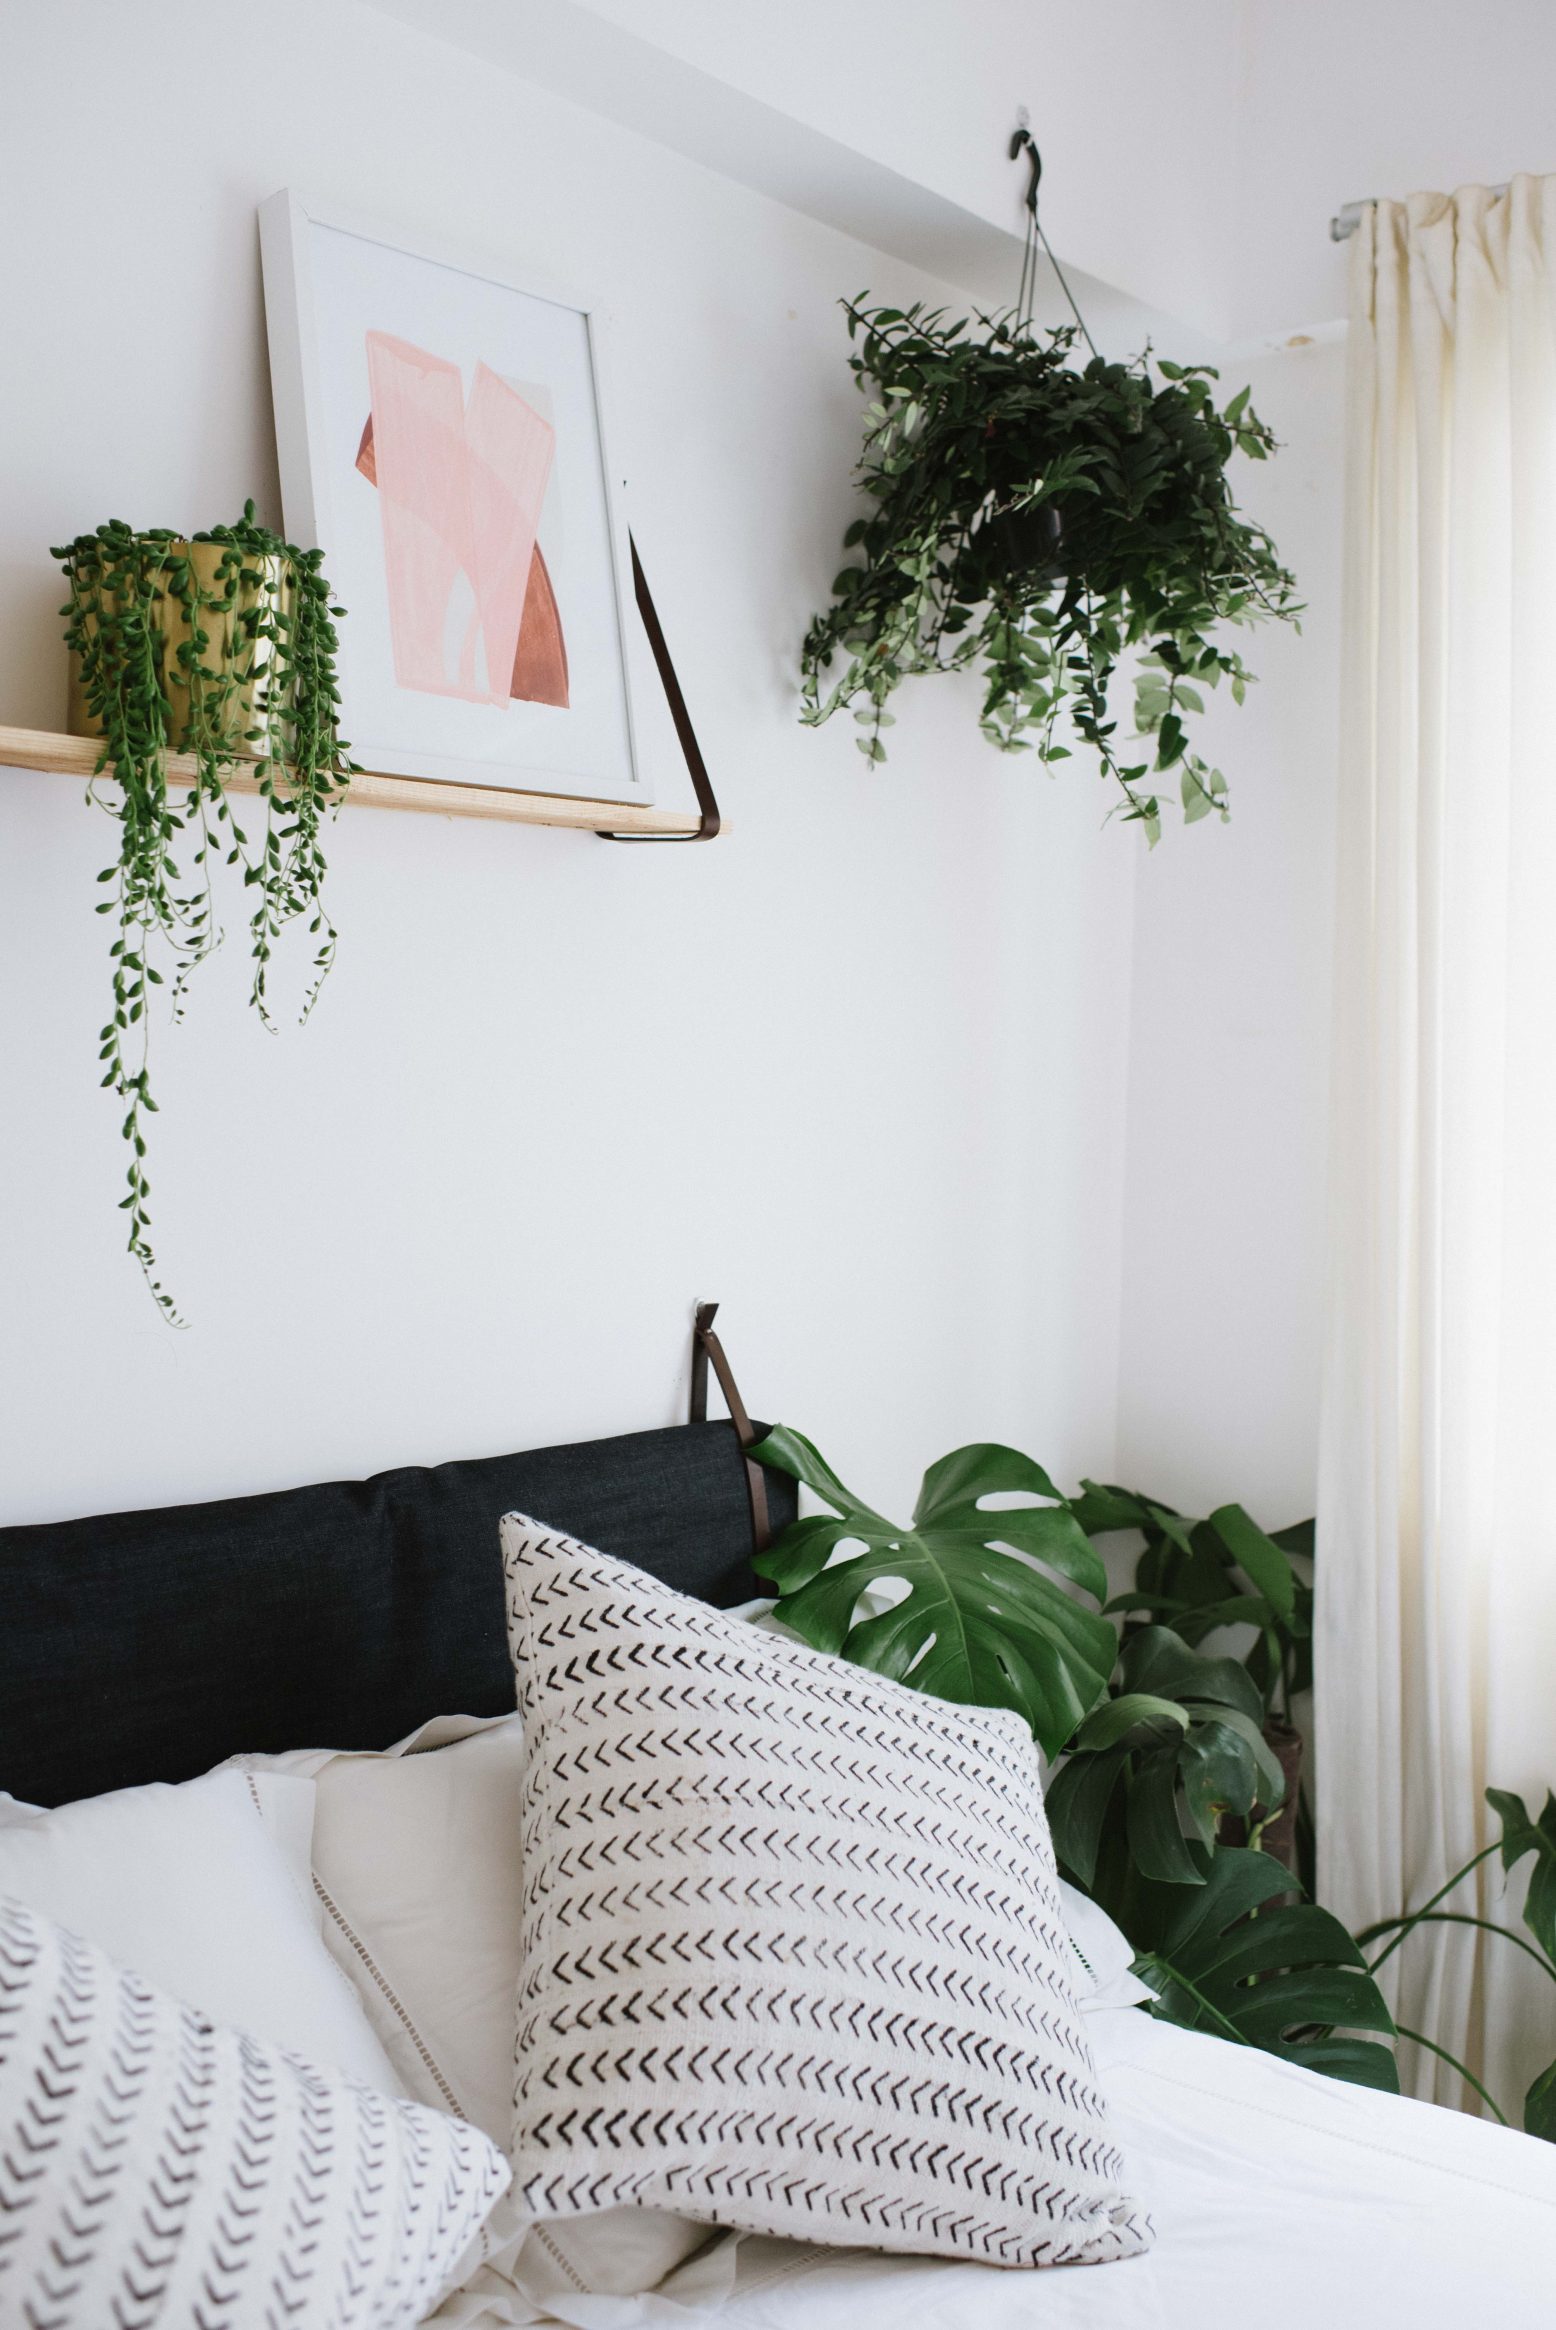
[441,2007,1556,2327]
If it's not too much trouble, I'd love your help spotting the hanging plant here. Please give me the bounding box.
[53,508,353,1322]
[800,297,1300,840]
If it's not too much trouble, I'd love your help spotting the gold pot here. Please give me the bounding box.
[66,537,294,758]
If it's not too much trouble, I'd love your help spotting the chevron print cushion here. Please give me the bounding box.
[0,1894,510,2330]
[501,1516,1152,2270]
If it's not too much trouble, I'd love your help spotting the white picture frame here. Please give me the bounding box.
[258,189,647,807]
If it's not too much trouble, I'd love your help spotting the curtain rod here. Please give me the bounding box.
[1330,184,1511,242]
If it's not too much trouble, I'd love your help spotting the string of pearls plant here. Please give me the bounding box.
[53,507,353,1323]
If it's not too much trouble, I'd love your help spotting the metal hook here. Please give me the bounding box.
[1008,125,1042,219]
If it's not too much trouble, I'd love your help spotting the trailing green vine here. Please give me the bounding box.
[53,508,353,1322]
[801,300,1300,840]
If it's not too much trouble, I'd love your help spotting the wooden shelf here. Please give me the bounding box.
[0,726,705,836]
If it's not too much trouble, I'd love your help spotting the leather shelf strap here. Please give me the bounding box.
[689,1301,771,1555]
[597,538,722,842]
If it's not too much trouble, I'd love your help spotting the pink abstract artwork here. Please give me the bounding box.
[362,331,562,706]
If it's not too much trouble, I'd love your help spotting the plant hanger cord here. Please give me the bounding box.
[1009,124,1098,357]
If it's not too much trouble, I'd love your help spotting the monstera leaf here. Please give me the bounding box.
[748,1428,1115,1758]
[1525,2060,1556,2143]
[1073,1481,1311,1708]
[1487,1786,1556,1964]
[1132,1846,1399,2092]
[1046,1626,1286,1892]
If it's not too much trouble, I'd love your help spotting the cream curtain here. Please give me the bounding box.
[1318,176,1556,2117]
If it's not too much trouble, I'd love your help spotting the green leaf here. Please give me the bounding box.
[1486,1787,1556,1962]
[1046,1743,1130,1888]
[1071,1479,1154,1535]
[1134,1846,1398,2088]
[1073,1692,1190,1753]
[913,1442,1065,1523]
[747,1424,888,1528]
[1122,1626,1265,1723]
[1128,1747,1205,1883]
[1179,1719,1261,1844]
[1525,2058,1556,2143]
[1207,1502,1298,1622]
[751,1428,1114,1758]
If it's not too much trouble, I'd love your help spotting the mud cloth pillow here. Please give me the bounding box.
[500,1516,1151,2271]
[0,1895,510,2330]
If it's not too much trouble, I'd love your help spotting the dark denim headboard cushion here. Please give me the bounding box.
[0,1420,794,1808]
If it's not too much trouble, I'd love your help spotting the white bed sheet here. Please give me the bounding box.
[714,2008,1556,2330]
[435,2008,1556,2328]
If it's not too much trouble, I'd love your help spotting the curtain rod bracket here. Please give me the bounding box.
[1330,183,1512,242]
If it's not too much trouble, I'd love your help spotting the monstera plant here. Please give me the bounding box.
[1044,1625,1287,1895]
[1128,1846,1398,2090]
[750,1427,1396,2094]
[748,1427,1115,1762]
[800,300,1299,841]
[1074,1479,1315,1879]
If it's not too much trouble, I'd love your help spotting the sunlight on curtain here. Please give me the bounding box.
[1318,175,1556,2119]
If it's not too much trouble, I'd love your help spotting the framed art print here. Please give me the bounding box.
[258,190,647,805]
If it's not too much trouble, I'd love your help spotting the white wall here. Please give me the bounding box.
[0,0,1136,1527]
[365,0,1556,342]
[398,0,1239,337]
[1113,336,1347,1526]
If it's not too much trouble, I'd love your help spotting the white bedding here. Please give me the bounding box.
[435,2006,1556,2328]
[708,2007,1556,2330]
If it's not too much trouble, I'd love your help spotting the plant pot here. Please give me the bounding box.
[66,537,293,758]
[958,499,1067,599]
[1219,1717,1304,1873]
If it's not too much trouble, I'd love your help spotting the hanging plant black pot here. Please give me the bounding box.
[799,297,1299,840]
[958,497,1068,598]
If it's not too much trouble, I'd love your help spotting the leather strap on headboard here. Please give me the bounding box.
[689,1302,771,1556]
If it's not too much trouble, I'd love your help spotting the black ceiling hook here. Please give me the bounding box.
[1009,125,1042,219]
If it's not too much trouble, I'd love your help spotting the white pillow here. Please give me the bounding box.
[0,1767,399,2093]
[502,1515,1151,2269]
[305,1718,530,2139]
[1057,1882,1155,2011]
[239,1718,721,2316]
[0,1893,509,2330]
[737,1599,1152,2016]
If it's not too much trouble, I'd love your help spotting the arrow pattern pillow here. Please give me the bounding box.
[0,1894,510,2330]
[501,1516,1151,2270]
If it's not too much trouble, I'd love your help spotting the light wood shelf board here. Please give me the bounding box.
[0,726,704,836]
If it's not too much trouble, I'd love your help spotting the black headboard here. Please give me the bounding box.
[0,1420,795,1809]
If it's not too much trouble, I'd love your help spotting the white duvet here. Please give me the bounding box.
[711,2007,1556,2329]
[438,2006,1556,2328]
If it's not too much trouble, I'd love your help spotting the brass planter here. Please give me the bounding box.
[66,537,294,759]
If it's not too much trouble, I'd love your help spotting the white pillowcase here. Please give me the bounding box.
[502,1516,1151,2269]
[240,1718,721,2315]
[0,1893,509,2330]
[0,1766,399,2093]
[738,1604,1151,2015]
[303,1717,531,2138]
